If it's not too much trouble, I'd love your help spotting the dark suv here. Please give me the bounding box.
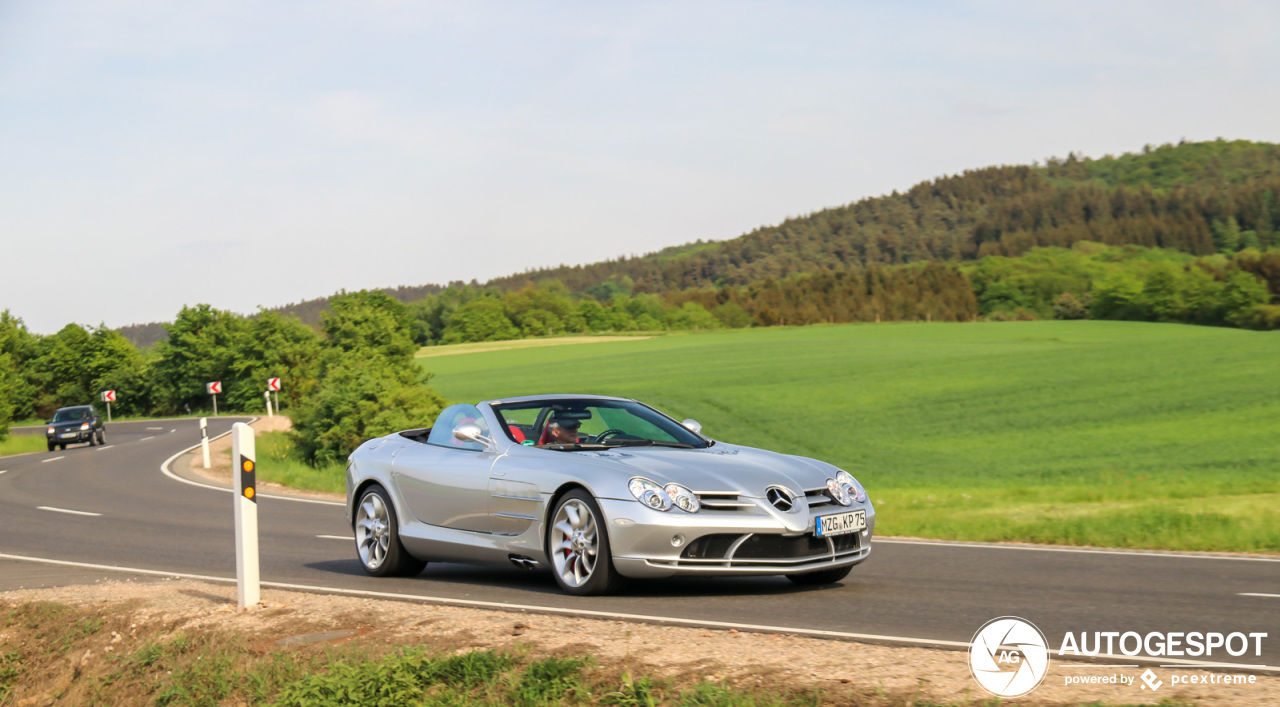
[45,405,105,451]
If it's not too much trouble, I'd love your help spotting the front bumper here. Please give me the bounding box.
[598,497,875,579]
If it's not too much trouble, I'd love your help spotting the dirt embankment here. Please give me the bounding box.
[1,579,1275,706]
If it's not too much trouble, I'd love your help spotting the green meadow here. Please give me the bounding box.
[419,321,1280,553]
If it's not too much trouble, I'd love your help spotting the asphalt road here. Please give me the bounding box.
[1,417,1277,671]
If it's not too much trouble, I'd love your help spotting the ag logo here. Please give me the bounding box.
[968,617,1050,698]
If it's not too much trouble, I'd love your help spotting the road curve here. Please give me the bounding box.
[0,418,1276,672]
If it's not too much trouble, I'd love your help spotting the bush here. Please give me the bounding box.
[1051,292,1090,320]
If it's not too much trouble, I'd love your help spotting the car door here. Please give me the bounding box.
[392,404,496,533]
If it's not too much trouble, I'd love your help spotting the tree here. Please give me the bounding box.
[1212,218,1241,253]
[443,298,519,343]
[293,290,447,465]
[152,305,249,414]
[226,312,322,412]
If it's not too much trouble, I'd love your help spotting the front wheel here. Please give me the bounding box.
[97,430,105,445]
[47,442,56,452]
[786,565,853,586]
[547,490,624,596]
[58,443,66,451]
[353,484,425,577]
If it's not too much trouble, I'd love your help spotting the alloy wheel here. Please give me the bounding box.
[355,492,392,570]
[551,499,598,588]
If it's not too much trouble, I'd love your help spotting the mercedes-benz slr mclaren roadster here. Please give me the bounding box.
[345,394,875,595]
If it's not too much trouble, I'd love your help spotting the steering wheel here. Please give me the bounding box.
[592,429,628,444]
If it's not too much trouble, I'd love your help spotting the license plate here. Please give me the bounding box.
[60,433,78,439]
[815,510,866,537]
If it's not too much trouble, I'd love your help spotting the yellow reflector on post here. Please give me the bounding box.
[245,487,254,499]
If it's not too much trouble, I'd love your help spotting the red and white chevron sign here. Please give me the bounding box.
[206,381,222,395]
[267,377,281,391]
[102,390,116,402]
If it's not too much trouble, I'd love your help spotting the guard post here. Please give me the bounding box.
[200,417,211,469]
[231,422,260,608]
[263,391,273,417]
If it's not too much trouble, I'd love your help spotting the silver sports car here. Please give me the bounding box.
[345,394,875,595]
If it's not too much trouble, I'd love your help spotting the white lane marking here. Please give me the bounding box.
[0,553,1274,675]
[1240,593,1280,598]
[169,429,176,433]
[36,506,101,517]
[0,470,7,475]
[874,538,1280,563]
[317,535,354,541]
[96,445,114,451]
[158,423,343,507]
[140,436,154,441]
[146,427,164,431]
[42,456,64,463]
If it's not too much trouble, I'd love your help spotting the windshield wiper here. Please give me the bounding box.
[604,439,696,449]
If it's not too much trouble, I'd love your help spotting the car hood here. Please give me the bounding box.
[575,442,838,498]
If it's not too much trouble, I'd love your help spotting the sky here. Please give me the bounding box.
[2,1,1279,334]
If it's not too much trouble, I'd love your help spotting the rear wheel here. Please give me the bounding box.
[353,484,425,577]
[547,489,624,596]
[786,565,853,586]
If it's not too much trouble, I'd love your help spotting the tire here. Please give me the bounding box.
[58,444,66,451]
[547,489,624,596]
[97,430,105,445]
[88,433,96,447]
[786,565,853,586]
[353,484,425,577]
[47,442,56,453]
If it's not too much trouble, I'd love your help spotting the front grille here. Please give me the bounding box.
[735,534,831,559]
[680,532,861,561]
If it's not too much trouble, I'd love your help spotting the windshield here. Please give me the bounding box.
[53,408,92,422]
[493,399,708,449]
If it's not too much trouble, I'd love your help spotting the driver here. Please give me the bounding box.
[545,416,581,445]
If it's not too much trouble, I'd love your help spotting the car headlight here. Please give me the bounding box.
[628,477,672,511]
[47,427,55,435]
[826,477,852,506]
[664,483,700,513]
[835,470,867,503]
[80,423,91,431]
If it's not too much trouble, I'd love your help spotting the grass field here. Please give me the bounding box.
[419,321,1280,552]
[256,431,346,495]
[416,334,657,358]
[0,434,50,458]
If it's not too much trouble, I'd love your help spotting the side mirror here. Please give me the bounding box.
[452,423,491,447]
[681,418,702,435]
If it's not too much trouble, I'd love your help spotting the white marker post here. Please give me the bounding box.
[263,391,273,417]
[200,417,211,469]
[231,422,260,609]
